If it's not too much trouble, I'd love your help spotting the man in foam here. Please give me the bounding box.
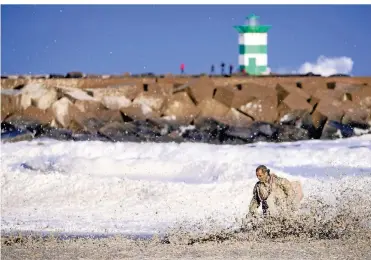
[248,165,303,217]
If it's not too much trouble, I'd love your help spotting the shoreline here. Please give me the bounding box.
[2,233,371,260]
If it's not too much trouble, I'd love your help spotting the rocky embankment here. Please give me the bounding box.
[1,74,371,144]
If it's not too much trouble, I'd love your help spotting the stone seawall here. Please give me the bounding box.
[1,75,371,144]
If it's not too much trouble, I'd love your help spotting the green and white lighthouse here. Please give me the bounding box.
[233,14,272,75]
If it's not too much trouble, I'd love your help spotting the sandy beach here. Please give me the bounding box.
[2,234,371,260]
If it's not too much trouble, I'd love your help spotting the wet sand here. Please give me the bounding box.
[2,235,371,260]
[2,202,371,260]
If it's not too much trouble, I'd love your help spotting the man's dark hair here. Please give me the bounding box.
[256,165,270,174]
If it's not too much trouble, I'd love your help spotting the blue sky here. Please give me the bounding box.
[1,5,370,76]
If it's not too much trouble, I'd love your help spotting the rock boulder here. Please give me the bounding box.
[101,96,131,110]
[239,95,278,123]
[162,92,200,125]
[121,103,160,121]
[194,98,230,126]
[213,86,255,108]
[4,106,54,134]
[19,83,58,110]
[186,77,216,105]
[133,92,166,111]
[278,93,313,123]
[51,97,73,128]
[87,84,142,101]
[1,89,22,121]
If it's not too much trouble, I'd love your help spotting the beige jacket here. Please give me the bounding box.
[248,173,302,216]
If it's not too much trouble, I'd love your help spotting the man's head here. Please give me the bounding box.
[256,165,270,183]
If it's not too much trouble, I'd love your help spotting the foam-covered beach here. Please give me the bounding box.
[2,135,371,259]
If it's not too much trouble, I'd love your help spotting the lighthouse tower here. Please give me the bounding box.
[233,14,272,75]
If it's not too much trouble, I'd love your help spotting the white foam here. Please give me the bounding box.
[1,135,371,235]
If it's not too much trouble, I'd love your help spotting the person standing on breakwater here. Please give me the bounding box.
[229,64,234,76]
[180,63,185,74]
[221,62,225,75]
[248,165,303,217]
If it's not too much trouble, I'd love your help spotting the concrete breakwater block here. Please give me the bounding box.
[1,76,370,143]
